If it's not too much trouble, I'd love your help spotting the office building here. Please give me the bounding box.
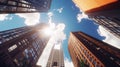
[0,23,49,67]
[73,0,120,38]
[46,41,64,67]
[68,32,120,67]
[0,0,52,13]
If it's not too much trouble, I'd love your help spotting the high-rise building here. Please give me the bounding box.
[0,0,52,13]
[73,0,120,38]
[68,32,120,67]
[0,23,50,67]
[46,41,64,67]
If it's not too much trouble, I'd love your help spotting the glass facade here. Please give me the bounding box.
[0,0,52,13]
[68,32,120,67]
[0,23,49,67]
[90,16,120,39]
[46,44,64,67]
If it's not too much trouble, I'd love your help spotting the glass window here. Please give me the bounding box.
[13,59,20,66]
[93,60,96,65]
[0,41,2,44]
[18,42,21,45]
[53,62,57,66]
[8,44,17,52]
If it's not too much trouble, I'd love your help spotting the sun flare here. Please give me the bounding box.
[42,23,55,36]
[44,28,53,36]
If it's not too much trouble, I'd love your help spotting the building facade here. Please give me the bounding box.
[0,0,52,13]
[46,41,64,67]
[68,32,120,67]
[73,0,120,39]
[90,16,120,38]
[0,23,49,67]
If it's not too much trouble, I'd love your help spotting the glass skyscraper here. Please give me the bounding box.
[0,0,52,13]
[0,23,50,67]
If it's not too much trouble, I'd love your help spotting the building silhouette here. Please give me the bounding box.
[68,32,120,67]
[73,0,120,39]
[0,23,50,67]
[0,0,52,13]
[46,41,64,67]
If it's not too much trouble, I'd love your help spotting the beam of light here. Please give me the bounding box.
[36,37,55,67]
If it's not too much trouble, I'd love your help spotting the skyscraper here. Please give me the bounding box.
[0,0,52,13]
[68,32,120,67]
[73,0,120,39]
[0,23,50,67]
[46,41,64,67]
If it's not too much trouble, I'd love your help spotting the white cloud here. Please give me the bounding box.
[97,26,120,49]
[8,16,13,20]
[77,12,88,22]
[54,23,66,41]
[0,14,9,21]
[72,0,83,12]
[47,12,53,23]
[72,0,88,23]
[47,12,66,41]
[65,58,74,67]
[16,13,40,26]
[57,8,63,13]
[48,12,53,18]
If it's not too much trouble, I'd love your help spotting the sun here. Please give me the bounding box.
[42,23,55,36]
[43,28,53,36]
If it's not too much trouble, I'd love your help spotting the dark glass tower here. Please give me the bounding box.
[68,32,120,67]
[0,0,52,13]
[0,23,50,67]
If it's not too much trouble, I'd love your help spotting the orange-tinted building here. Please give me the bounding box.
[73,0,119,14]
[68,32,120,67]
[73,0,120,39]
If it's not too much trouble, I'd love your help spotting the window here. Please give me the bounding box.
[96,47,100,50]
[18,42,21,45]
[14,59,20,66]
[52,62,58,66]
[89,56,92,62]
[110,57,114,60]
[8,44,17,52]
[0,41,2,44]
[93,60,96,65]
[8,1,16,5]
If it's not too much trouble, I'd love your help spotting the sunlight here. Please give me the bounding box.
[42,23,55,36]
[43,27,53,36]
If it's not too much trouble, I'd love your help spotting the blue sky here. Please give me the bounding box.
[47,0,105,60]
[0,0,120,67]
